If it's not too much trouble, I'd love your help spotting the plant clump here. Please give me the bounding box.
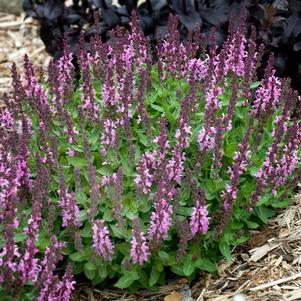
[1,12,301,300]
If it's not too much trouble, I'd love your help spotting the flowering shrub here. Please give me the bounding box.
[1,13,301,299]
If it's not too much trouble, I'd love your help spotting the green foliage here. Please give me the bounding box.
[7,65,298,295]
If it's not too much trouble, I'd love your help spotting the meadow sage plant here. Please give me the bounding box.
[1,12,301,299]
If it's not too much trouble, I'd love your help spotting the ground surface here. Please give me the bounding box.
[1,12,301,301]
[0,12,50,97]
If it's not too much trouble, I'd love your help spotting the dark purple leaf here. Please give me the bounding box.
[151,0,167,11]
[283,14,297,39]
[91,0,113,9]
[179,11,201,31]
[85,26,97,37]
[116,5,128,16]
[270,36,282,47]
[208,0,231,9]
[270,17,286,37]
[91,0,102,8]
[171,0,194,15]
[120,16,130,26]
[292,19,301,38]
[273,0,289,12]
[118,0,137,12]
[259,30,269,43]
[102,8,120,28]
[85,22,108,38]
[293,41,301,52]
[23,0,32,10]
[248,4,265,25]
[140,15,155,33]
[288,0,301,12]
[274,55,286,74]
[154,25,168,40]
[63,13,82,24]
[43,2,64,20]
[199,8,228,27]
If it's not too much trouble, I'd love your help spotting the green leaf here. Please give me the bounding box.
[79,210,88,222]
[85,261,97,271]
[89,126,101,146]
[250,81,261,89]
[114,271,139,289]
[73,262,84,275]
[98,266,107,278]
[103,208,114,222]
[14,233,27,243]
[138,269,151,289]
[67,156,87,168]
[76,191,88,206]
[272,198,290,208]
[254,206,275,223]
[154,259,163,272]
[70,252,83,262]
[72,145,83,152]
[195,258,217,273]
[150,103,164,113]
[117,242,131,256]
[121,157,132,177]
[137,133,148,146]
[256,194,272,206]
[62,245,73,256]
[124,209,137,220]
[176,207,193,217]
[149,266,160,287]
[92,274,105,285]
[80,225,91,238]
[183,255,195,276]
[219,241,231,262]
[158,251,170,265]
[249,166,259,176]
[224,142,237,158]
[246,221,259,229]
[98,166,112,176]
[84,266,96,280]
[110,225,129,239]
[234,235,249,245]
[36,234,50,252]
[231,221,244,230]
[170,265,185,276]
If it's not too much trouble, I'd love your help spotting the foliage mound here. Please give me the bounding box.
[1,13,301,300]
[23,0,301,92]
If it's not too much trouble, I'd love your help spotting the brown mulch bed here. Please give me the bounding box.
[0,12,50,98]
[1,12,301,301]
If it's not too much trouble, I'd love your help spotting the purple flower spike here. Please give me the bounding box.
[148,199,173,242]
[58,172,81,229]
[92,220,114,262]
[130,219,150,265]
[190,189,209,236]
[198,126,216,152]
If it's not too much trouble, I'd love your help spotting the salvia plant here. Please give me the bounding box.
[1,12,301,300]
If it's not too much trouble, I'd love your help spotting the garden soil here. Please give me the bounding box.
[1,12,301,301]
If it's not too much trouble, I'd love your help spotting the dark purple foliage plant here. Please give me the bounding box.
[22,0,301,93]
[1,12,301,300]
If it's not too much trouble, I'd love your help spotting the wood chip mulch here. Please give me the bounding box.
[1,12,301,301]
[0,12,50,97]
